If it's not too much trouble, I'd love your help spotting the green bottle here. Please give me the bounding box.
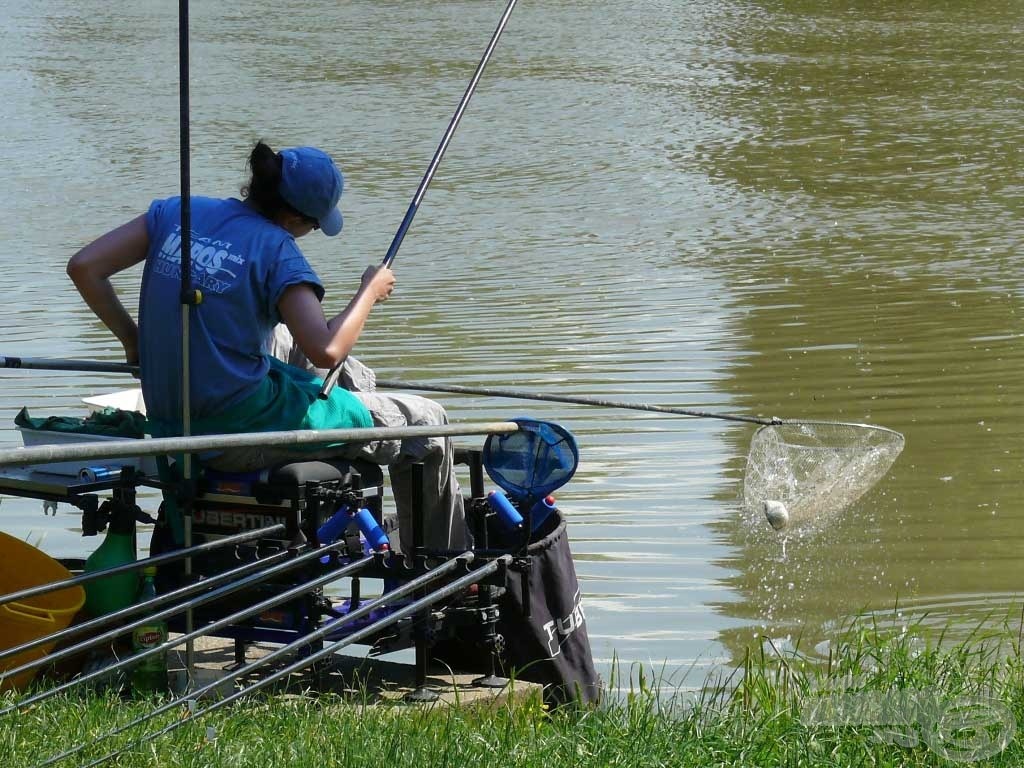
[82,504,138,617]
[130,567,168,695]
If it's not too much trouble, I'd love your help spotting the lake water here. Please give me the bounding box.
[0,0,1021,692]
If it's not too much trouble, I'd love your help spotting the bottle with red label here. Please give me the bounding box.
[130,566,168,694]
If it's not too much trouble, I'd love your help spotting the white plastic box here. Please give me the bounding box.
[81,388,147,416]
[16,427,158,477]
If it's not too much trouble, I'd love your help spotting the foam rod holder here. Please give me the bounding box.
[487,490,524,531]
[352,508,390,552]
[317,505,351,546]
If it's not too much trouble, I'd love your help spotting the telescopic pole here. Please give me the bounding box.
[317,0,519,399]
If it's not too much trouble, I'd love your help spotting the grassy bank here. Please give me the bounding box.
[2,622,1022,767]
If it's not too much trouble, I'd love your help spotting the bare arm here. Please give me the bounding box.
[66,215,149,364]
[278,265,395,370]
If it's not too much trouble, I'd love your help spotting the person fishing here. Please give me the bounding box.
[66,140,467,552]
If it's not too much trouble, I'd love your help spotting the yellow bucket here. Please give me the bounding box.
[0,532,86,692]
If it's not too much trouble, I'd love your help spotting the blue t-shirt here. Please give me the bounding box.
[140,196,324,424]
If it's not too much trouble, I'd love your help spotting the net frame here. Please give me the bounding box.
[482,418,579,503]
[742,420,904,525]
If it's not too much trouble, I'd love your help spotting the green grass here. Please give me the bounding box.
[2,619,1022,767]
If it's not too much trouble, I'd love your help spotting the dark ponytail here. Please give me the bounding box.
[241,141,305,220]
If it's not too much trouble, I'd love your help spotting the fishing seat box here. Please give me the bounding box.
[154,457,387,630]
[190,457,385,557]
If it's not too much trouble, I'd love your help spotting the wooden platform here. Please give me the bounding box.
[168,635,541,707]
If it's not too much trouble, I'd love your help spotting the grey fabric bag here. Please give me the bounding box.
[495,511,601,706]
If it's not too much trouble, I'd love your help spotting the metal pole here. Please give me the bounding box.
[0,549,291,679]
[0,422,521,469]
[0,548,291,665]
[0,524,285,610]
[0,546,373,716]
[53,556,506,768]
[177,0,199,682]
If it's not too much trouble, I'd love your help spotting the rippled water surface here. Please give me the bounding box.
[1,0,1021,690]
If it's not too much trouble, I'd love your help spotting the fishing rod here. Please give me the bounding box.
[0,545,291,664]
[376,379,778,426]
[0,547,293,679]
[50,555,504,768]
[0,352,907,527]
[0,355,776,425]
[33,555,481,766]
[0,549,377,716]
[0,356,137,375]
[0,524,285,610]
[316,0,520,400]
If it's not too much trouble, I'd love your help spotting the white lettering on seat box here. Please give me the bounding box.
[194,509,282,531]
[541,586,587,658]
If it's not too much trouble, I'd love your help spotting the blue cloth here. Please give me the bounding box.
[139,195,350,427]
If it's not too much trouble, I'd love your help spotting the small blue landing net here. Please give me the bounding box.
[483,418,579,503]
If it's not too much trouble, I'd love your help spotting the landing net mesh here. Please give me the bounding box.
[483,418,579,502]
[742,421,904,525]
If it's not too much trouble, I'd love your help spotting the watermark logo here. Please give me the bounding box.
[803,683,1016,762]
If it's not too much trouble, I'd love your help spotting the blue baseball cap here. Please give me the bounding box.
[278,146,344,236]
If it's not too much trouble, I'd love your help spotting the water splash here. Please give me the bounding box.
[742,421,904,532]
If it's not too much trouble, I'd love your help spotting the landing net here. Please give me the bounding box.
[742,421,904,525]
[483,418,579,503]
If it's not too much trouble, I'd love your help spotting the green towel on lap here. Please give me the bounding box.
[146,356,372,443]
[15,406,146,438]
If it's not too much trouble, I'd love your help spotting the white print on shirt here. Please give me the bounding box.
[153,259,230,294]
[541,586,586,658]
[156,227,246,295]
